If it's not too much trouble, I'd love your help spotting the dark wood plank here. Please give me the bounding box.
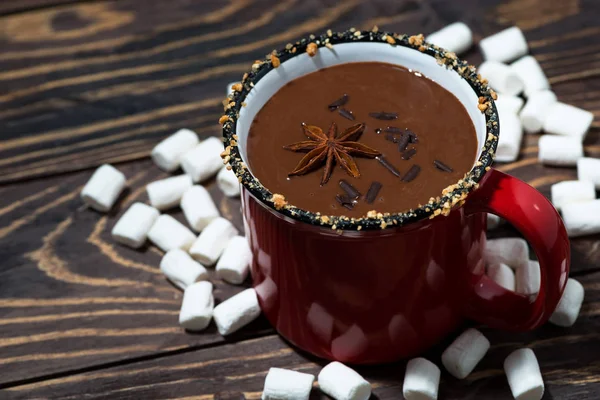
[5,270,599,399]
[0,159,273,386]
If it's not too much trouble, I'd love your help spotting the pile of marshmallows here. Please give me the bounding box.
[81,128,262,336]
[76,25,593,399]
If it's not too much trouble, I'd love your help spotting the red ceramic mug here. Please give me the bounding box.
[222,31,570,364]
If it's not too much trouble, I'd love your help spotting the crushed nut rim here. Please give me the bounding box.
[220,29,499,231]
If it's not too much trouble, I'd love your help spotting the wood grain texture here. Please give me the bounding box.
[5,269,600,399]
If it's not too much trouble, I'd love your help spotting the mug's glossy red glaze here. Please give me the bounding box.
[245,169,570,364]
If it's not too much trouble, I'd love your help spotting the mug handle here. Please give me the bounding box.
[462,168,570,331]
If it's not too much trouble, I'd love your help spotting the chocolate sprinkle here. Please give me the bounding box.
[385,126,403,133]
[406,130,418,143]
[328,94,349,111]
[402,165,421,182]
[376,156,401,177]
[339,179,361,199]
[338,108,355,121]
[434,159,454,172]
[369,111,398,120]
[397,133,410,152]
[365,181,382,204]
[402,148,417,160]
[335,194,355,210]
[385,132,398,143]
[375,128,382,134]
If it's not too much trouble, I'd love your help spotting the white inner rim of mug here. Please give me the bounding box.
[236,42,487,170]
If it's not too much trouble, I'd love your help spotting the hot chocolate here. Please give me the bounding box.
[246,62,478,217]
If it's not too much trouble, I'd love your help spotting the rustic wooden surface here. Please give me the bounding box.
[0,0,599,398]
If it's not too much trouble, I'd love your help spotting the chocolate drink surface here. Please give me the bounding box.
[246,62,478,217]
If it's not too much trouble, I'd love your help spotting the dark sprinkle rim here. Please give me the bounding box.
[220,28,499,231]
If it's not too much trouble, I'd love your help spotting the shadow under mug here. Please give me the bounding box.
[225,32,570,364]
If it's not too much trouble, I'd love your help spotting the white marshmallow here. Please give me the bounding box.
[480,27,528,63]
[485,238,529,269]
[516,260,541,296]
[262,368,315,400]
[403,358,440,400]
[111,202,159,248]
[495,94,524,115]
[511,56,550,96]
[189,217,238,265]
[543,102,594,139]
[179,281,214,331]
[160,248,208,290]
[426,22,473,54]
[213,288,261,335]
[81,164,126,212]
[538,135,583,166]
[180,137,224,183]
[562,199,600,237]
[549,278,584,327]
[318,362,371,400]
[151,129,199,172]
[577,157,600,189]
[146,175,193,211]
[478,61,524,96]
[550,180,595,211]
[180,185,220,231]
[217,167,241,197]
[495,112,523,162]
[441,328,490,379]
[216,236,251,284]
[487,263,516,291]
[147,214,196,252]
[504,348,544,400]
[487,214,501,230]
[227,82,238,96]
[520,90,557,134]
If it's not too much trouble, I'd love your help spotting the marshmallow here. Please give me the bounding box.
[562,199,600,237]
[262,368,315,400]
[487,214,501,230]
[217,167,241,197]
[487,263,516,291]
[81,164,126,212]
[403,357,440,400]
[151,129,199,172]
[478,61,524,95]
[227,82,238,96]
[538,135,583,166]
[147,214,196,252]
[516,260,541,296]
[318,362,371,400]
[511,56,550,96]
[180,137,224,183]
[426,22,473,54]
[480,27,528,63]
[495,112,523,162]
[180,185,220,232]
[111,202,159,248]
[442,328,490,379]
[216,236,252,284]
[543,102,594,139]
[550,180,595,211]
[549,278,584,327]
[495,94,524,115]
[485,238,529,269]
[519,90,557,134]
[213,288,261,335]
[504,348,544,400]
[160,248,208,290]
[189,217,238,265]
[577,157,600,189]
[179,281,214,331]
[146,175,193,211]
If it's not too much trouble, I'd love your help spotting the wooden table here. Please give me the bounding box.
[1,0,599,398]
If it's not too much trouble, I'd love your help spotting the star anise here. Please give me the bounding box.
[283,122,381,185]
